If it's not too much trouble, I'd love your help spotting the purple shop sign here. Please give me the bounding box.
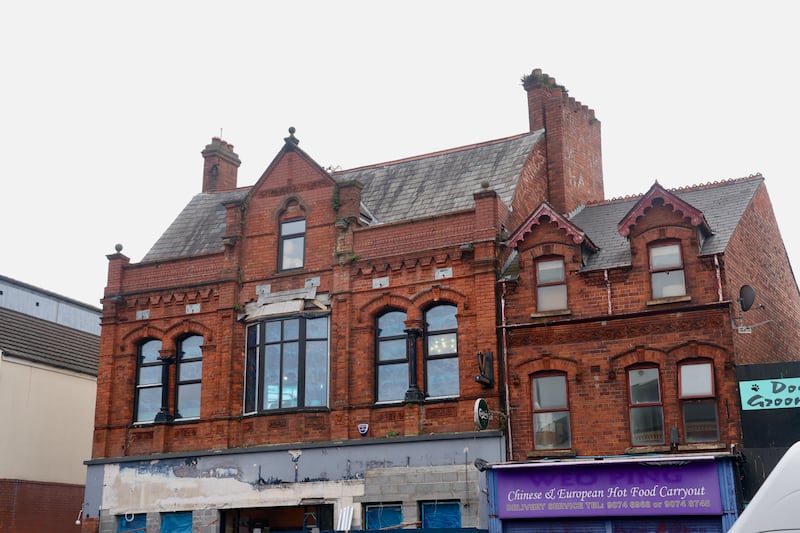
[495,460,722,518]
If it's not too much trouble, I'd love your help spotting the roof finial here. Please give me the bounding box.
[284,126,299,149]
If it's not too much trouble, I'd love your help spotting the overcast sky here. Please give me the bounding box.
[3,1,797,307]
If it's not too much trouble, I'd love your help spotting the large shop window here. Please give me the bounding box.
[424,304,459,398]
[536,257,567,312]
[244,315,329,413]
[176,335,203,419]
[680,361,720,442]
[376,310,409,403]
[420,501,461,528]
[364,504,402,530]
[135,339,163,423]
[532,373,572,450]
[628,366,665,445]
[280,218,306,270]
[649,242,686,298]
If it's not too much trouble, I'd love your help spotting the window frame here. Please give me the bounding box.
[420,501,462,529]
[175,334,203,420]
[375,309,409,403]
[244,314,329,414]
[531,372,572,450]
[279,217,306,271]
[135,338,164,423]
[679,360,720,443]
[648,241,686,299]
[364,503,403,530]
[535,256,567,312]
[627,365,665,446]
[423,303,460,399]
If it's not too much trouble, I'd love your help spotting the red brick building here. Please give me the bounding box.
[83,70,800,533]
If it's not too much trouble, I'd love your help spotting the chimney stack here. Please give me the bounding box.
[522,69,604,213]
[201,137,241,192]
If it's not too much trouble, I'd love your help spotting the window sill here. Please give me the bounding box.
[526,448,577,458]
[646,295,691,306]
[676,442,726,452]
[624,444,672,454]
[530,309,572,318]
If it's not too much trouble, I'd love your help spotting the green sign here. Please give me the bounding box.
[740,378,800,410]
[474,398,490,430]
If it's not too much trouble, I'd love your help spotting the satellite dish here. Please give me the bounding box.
[739,285,756,312]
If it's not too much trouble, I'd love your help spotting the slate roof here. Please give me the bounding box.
[0,306,99,376]
[141,132,544,262]
[569,176,764,271]
[333,131,543,224]
[142,188,249,262]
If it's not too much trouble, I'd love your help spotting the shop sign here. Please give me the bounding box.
[495,460,722,518]
[739,377,800,410]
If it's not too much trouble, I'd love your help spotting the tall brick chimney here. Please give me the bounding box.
[523,69,604,214]
[201,137,241,192]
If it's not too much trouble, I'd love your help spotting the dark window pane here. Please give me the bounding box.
[427,332,457,356]
[629,368,661,404]
[534,375,567,410]
[426,305,457,331]
[378,311,406,337]
[136,387,161,422]
[379,339,407,361]
[177,383,201,419]
[631,406,664,445]
[426,358,459,397]
[179,361,202,381]
[281,236,304,269]
[534,411,571,449]
[138,365,162,385]
[140,340,162,364]
[378,363,408,402]
[684,402,719,442]
[180,335,202,359]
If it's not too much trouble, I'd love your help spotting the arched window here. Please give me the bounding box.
[531,372,571,450]
[628,365,664,445]
[376,310,408,402]
[679,360,719,442]
[176,335,203,419]
[424,304,459,398]
[135,339,163,423]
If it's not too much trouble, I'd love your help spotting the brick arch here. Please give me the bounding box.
[273,195,311,222]
[609,346,669,377]
[411,286,468,313]
[358,293,418,324]
[164,319,214,345]
[121,324,167,351]
[513,354,580,382]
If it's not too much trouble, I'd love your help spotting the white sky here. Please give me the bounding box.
[2,1,798,307]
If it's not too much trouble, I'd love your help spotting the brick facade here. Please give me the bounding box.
[84,69,800,532]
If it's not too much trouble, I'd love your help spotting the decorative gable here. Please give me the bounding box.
[508,202,598,251]
[618,182,712,238]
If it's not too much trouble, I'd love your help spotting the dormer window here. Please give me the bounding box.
[535,257,567,312]
[280,218,306,270]
[649,242,685,299]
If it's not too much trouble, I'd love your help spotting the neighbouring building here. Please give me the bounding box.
[83,69,800,533]
[0,275,100,533]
